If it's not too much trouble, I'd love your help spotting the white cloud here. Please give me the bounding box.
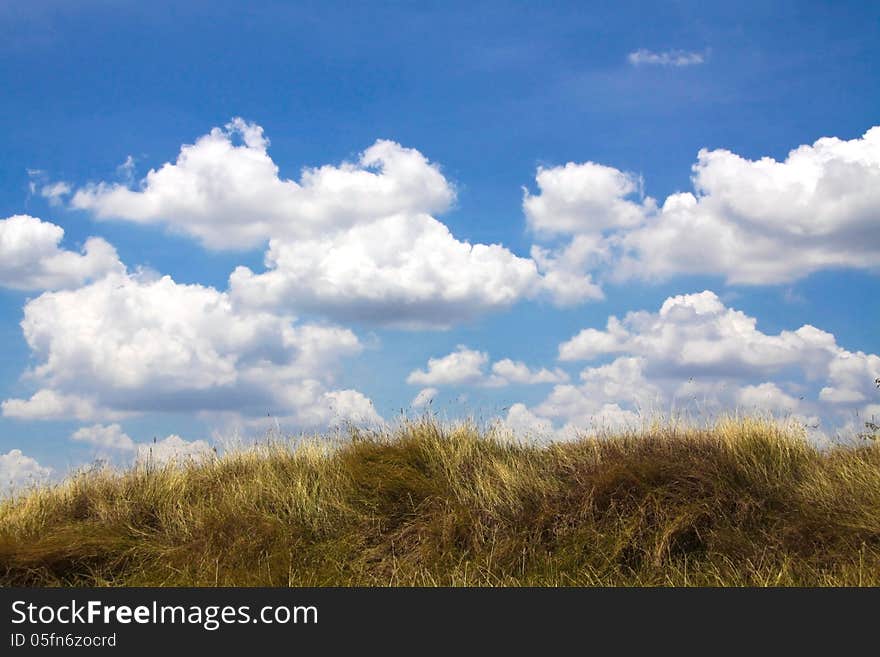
[530,237,606,306]
[2,271,379,430]
[411,387,439,409]
[621,127,880,283]
[819,350,880,404]
[556,290,868,385]
[628,49,705,67]
[230,385,383,433]
[1,390,128,422]
[71,119,550,327]
[68,422,213,467]
[321,389,384,427]
[0,449,52,491]
[558,318,629,362]
[407,346,488,386]
[488,359,569,386]
[524,126,880,286]
[0,214,123,291]
[407,346,568,388]
[70,423,135,450]
[524,162,655,236]
[498,403,557,442]
[532,357,653,434]
[40,181,71,205]
[135,435,212,466]
[229,213,541,328]
[71,119,454,250]
[521,162,653,306]
[737,382,801,413]
[512,291,879,440]
[116,155,136,184]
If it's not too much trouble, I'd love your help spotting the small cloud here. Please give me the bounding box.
[628,49,705,67]
[782,287,805,305]
[25,169,72,206]
[71,423,136,451]
[407,346,488,386]
[411,387,438,409]
[407,347,567,389]
[40,181,72,206]
[0,215,124,292]
[26,169,45,196]
[0,449,52,492]
[135,435,213,466]
[116,155,136,184]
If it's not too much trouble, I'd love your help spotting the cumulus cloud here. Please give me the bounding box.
[2,271,379,430]
[71,119,455,250]
[40,182,71,205]
[70,119,550,326]
[497,403,556,442]
[737,383,801,414]
[530,237,606,306]
[510,291,878,440]
[411,387,439,409]
[320,389,384,427]
[135,435,212,466]
[488,359,569,386]
[0,215,123,291]
[0,449,52,491]
[524,162,655,236]
[556,290,866,384]
[71,423,136,450]
[522,162,654,306]
[407,346,568,388]
[820,350,880,404]
[524,126,880,287]
[407,346,488,386]
[1,390,128,422]
[530,357,651,437]
[229,213,541,328]
[628,49,705,67]
[621,127,880,283]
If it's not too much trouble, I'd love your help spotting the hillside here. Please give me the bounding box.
[1,418,879,586]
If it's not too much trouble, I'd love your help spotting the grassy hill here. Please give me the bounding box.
[2,418,879,586]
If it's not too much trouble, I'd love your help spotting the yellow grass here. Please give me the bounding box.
[2,417,879,586]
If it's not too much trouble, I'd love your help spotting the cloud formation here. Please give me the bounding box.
[407,345,568,387]
[407,346,488,386]
[69,120,880,326]
[71,119,552,327]
[6,120,877,457]
[523,126,880,287]
[0,449,52,490]
[524,162,654,236]
[229,213,541,328]
[411,387,439,409]
[628,49,705,67]
[135,435,213,466]
[71,423,136,451]
[522,162,652,305]
[66,425,216,468]
[509,291,879,439]
[2,270,379,429]
[1,390,128,423]
[72,120,454,250]
[0,215,123,291]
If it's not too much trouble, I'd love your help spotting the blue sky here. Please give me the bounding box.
[1,1,878,486]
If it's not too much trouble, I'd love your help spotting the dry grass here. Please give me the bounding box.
[2,417,879,586]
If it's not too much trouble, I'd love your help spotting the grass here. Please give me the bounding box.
[1,417,879,586]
